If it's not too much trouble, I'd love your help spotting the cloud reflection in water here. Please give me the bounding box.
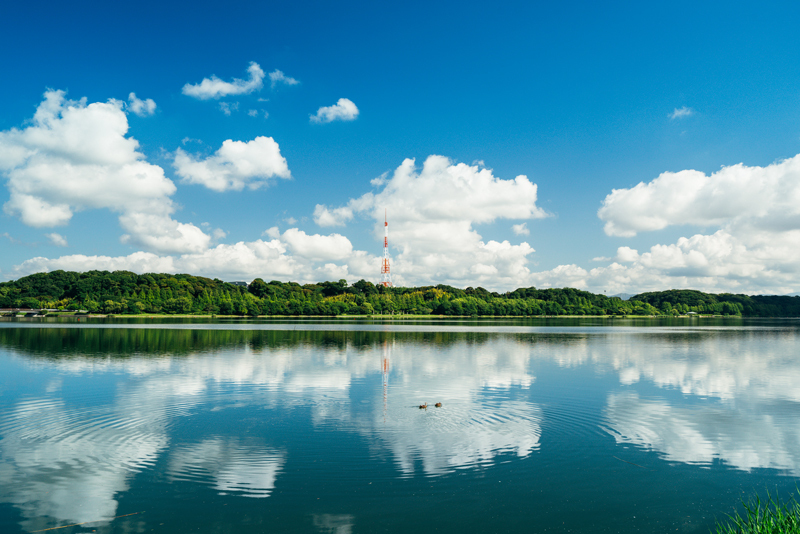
[594,330,800,473]
[168,437,286,497]
[1,325,800,531]
[604,390,800,473]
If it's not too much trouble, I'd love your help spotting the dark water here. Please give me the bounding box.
[1,318,799,533]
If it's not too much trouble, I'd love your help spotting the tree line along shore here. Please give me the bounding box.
[1,270,799,317]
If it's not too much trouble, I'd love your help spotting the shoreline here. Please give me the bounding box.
[4,312,745,319]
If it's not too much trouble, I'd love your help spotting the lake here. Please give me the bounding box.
[1,317,798,533]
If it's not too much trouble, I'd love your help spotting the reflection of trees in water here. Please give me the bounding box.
[3,314,750,360]
[0,327,254,359]
[4,317,762,361]
[0,328,516,360]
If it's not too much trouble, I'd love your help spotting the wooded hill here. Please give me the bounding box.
[1,270,799,316]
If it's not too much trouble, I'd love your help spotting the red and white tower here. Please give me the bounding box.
[380,210,393,287]
[382,339,390,423]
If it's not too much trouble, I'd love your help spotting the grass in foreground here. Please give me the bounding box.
[715,490,800,533]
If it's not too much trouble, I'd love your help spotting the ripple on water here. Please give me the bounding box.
[0,390,176,530]
[166,437,286,498]
[0,391,181,476]
[542,394,607,442]
[374,396,542,478]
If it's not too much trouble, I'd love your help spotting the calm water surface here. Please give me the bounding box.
[0,318,798,533]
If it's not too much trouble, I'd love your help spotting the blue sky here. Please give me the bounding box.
[2,0,800,293]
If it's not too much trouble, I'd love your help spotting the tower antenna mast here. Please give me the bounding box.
[380,209,393,287]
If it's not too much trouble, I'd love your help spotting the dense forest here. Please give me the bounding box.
[1,270,799,317]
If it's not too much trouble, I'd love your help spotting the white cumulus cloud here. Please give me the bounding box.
[268,69,299,88]
[615,246,639,262]
[310,98,359,123]
[0,90,211,254]
[182,62,265,100]
[528,226,800,295]
[13,252,177,277]
[599,155,800,237]
[118,213,213,254]
[322,155,547,287]
[669,106,694,119]
[127,93,156,117]
[281,229,353,261]
[218,102,239,115]
[45,233,67,247]
[11,229,363,284]
[313,204,354,227]
[174,136,291,192]
[512,223,530,236]
[570,154,800,294]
